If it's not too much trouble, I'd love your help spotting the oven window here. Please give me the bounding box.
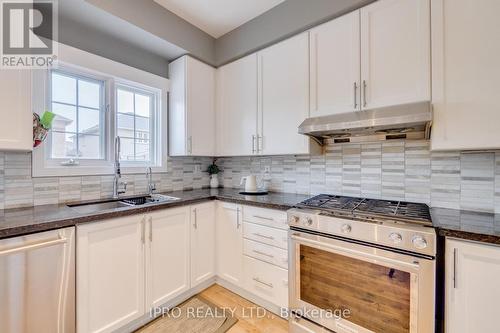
[300,245,411,333]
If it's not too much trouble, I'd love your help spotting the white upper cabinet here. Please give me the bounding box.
[169,56,215,156]
[310,11,361,117]
[146,207,190,308]
[431,0,500,151]
[190,201,216,287]
[216,54,258,156]
[446,239,500,333]
[0,69,32,151]
[258,33,311,155]
[360,0,430,109]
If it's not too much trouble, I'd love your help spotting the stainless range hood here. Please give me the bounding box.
[298,101,432,145]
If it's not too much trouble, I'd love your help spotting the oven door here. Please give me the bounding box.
[289,230,435,333]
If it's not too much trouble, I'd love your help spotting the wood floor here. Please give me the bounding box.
[138,284,288,333]
[200,284,288,333]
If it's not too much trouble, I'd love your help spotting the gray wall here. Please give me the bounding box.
[58,17,170,77]
[87,0,216,66]
[215,0,375,66]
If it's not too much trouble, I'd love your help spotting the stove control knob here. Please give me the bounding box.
[388,232,403,244]
[341,224,352,234]
[290,215,300,224]
[412,235,427,249]
[305,217,313,226]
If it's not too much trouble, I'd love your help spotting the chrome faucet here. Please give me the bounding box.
[146,167,156,195]
[112,137,127,199]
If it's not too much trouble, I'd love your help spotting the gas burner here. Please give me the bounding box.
[296,194,432,226]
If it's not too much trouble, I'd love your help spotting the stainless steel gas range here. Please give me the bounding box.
[287,194,436,333]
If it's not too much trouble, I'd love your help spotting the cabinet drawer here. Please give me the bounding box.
[243,222,288,250]
[243,255,288,309]
[244,239,288,269]
[242,206,288,230]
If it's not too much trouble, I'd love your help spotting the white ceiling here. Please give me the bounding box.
[153,0,286,38]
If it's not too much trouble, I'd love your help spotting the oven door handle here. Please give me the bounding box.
[290,233,421,270]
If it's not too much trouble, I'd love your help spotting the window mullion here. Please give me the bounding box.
[75,79,79,158]
[133,92,136,161]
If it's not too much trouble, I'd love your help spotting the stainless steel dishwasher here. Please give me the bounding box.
[0,227,75,333]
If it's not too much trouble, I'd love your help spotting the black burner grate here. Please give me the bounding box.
[297,194,432,225]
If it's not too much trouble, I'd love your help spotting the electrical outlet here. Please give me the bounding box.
[194,164,201,173]
[264,166,271,173]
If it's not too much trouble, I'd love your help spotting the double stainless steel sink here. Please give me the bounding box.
[67,194,180,214]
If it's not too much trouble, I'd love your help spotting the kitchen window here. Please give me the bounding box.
[50,70,105,160]
[116,85,155,163]
[32,51,167,177]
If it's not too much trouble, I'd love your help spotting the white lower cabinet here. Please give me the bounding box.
[216,201,243,286]
[446,239,500,333]
[147,207,191,308]
[77,215,146,333]
[190,201,216,287]
[77,201,288,333]
[243,255,289,309]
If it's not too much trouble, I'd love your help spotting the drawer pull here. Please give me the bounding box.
[253,215,274,221]
[253,277,273,288]
[252,249,274,258]
[252,232,274,240]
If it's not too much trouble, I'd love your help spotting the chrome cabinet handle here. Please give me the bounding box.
[252,135,256,154]
[354,82,358,109]
[252,249,274,258]
[253,215,273,221]
[252,232,274,240]
[141,216,146,244]
[149,216,153,242]
[453,248,458,289]
[188,136,193,155]
[253,277,273,288]
[193,208,198,229]
[236,207,241,229]
[257,135,263,153]
[362,80,367,107]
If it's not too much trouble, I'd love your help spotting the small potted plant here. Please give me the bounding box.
[206,159,221,189]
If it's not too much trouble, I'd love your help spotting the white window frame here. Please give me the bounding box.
[32,43,168,177]
[45,64,110,166]
[114,81,162,167]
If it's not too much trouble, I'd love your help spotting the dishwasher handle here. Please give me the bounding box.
[0,234,68,257]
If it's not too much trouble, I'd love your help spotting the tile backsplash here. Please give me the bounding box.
[0,140,499,213]
[0,152,213,209]
[218,140,500,213]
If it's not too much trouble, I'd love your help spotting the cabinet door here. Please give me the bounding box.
[0,69,32,151]
[147,207,190,308]
[169,56,215,156]
[431,0,500,151]
[310,10,361,117]
[258,33,310,155]
[360,0,430,109]
[77,215,145,333]
[190,201,216,287]
[216,54,258,156]
[446,239,500,333]
[216,201,243,286]
[187,57,216,156]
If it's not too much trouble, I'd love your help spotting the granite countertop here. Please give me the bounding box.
[0,188,311,239]
[432,207,500,245]
[3,187,500,245]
